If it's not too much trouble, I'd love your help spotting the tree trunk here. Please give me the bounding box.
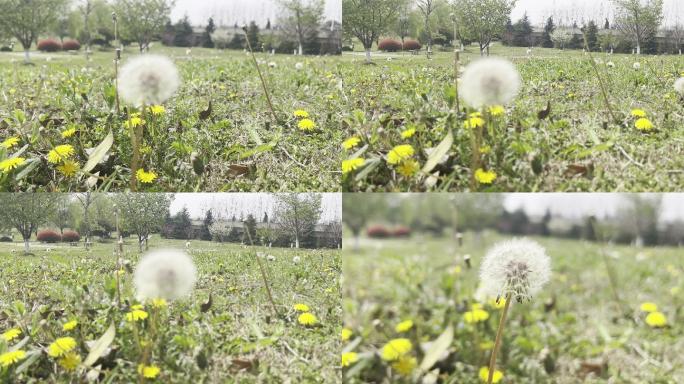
[298,42,303,56]
[354,235,360,252]
[24,49,30,64]
[295,234,300,249]
[24,239,30,254]
[365,48,371,63]
[636,42,641,55]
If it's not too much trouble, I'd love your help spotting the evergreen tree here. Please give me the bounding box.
[263,212,269,223]
[172,207,193,239]
[201,210,214,241]
[604,18,610,29]
[512,13,533,47]
[173,15,194,47]
[203,17,216,48]
[243,214,257,244]
[584,21,599,51]
[542,16,555,48]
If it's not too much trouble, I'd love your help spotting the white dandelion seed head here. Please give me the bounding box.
[293,256,301,264]
[633,62,641,70]
[674,77,684,95]
[295,62,304,70]
[118,55,180,107]
[268,61,277,68]
[133,249,197,301]
[267,255,276,261]
[478,238,551,303]
[606,61,615,68]
[459,57,522,108]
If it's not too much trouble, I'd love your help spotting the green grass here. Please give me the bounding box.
[342,231,684,383]
[0,46,344,191]
[0,238,341,382]
[340,45,684,192]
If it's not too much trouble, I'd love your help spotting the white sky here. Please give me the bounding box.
[511,0,684,27]
[169,193,342,223]
[505,194,684,222]
[171,0,341,27]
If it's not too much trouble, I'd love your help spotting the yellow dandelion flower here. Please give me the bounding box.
[58,352,81,371]
[342,137,361,150]
[489,105,505,116]
[0,157,26,173]
[635,118,654,131]
[47,145,75,164]
[149,105,166,116]
[57,161,79,177]
[464,309,490,323]
[124,117,144,129]
[469,111,483,118]
[298,312,318,326]
[392,356,417,375]
[341,352,358,367]
[48,337,77,357]
[136,169,157,184]
[298,118,316,131]
[0,350,26,367]
[645,311,667,328]
[63,320,78,331]
[640,302,658,313]
[125,309,149,322]
[293,303,310,312]
[342,158,365,175]
[387,145,415,165]
[401,127,416,139]
[397,159,419,177]
[1,328,21,342]
[631,109,647,118]
[451,265,462,275]
[341,328,353,341]
[395,320,413,333]
[1,137,20,149]
[479,340,495,350]
[474,168,497,184]
[152,298,167,309]
[131,304,144,310]
[479,145,492,154]
[463,116,485,129]
[479,366,503,383]
[61,127,77,138]
[293,110,310,118]
[138,364,161,379]
[381,338,412,361]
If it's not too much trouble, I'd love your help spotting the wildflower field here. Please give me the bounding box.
[0,47,344,192]
[0,238,341,382]
[342,232,684,383]
[340,47,684,192]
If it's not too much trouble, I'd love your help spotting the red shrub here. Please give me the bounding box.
[403,40,422,51]
[62,230,81,242]
[392,226,412,238]
[37,39,62,52]
[378,39,402,52]
[367,225,391,238]
[37,230,61,243]
[62,40,81,51]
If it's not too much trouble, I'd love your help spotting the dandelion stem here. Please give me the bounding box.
[583,35,618,124]
[243,28,278,124]
[244,229,279,317]
[454,49,460,114]
[488,292,511,384]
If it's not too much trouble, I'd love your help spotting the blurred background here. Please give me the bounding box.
[344,193,684,248]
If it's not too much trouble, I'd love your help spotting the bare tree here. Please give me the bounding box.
[0,194,59,254]
[612,0,664,54]
[115,0,174,52]
[343,0,403,63]
[279,0,325,55]
[416,0,439,57]
[76,192,98,247]
[274,193,322,248]
[453,0,516,56]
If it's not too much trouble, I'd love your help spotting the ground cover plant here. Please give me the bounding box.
[0,46,344,192]
[0,237,341,382]
[340,46,684,191]
[342,231,684,383]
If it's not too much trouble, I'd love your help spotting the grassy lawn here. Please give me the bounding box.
[0,237,341,382]
[339,45,684,192]
[342,231,684,383]
[0,46,344,191]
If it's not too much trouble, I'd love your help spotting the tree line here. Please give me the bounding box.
[0,193,339,254]
[0,0,338,63]
[343,0,681,61]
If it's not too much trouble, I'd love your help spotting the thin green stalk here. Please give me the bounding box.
[243,28,278,123]
[583,35,618,124]
[488,293,511,384]
[244,229,279,316]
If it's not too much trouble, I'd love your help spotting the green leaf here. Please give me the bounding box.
[82,131,114,173]
[422,132,453,174]
[419,325,453,373]
[14,158,40,181]
[83,323,115,367]
[13,109,26,124]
